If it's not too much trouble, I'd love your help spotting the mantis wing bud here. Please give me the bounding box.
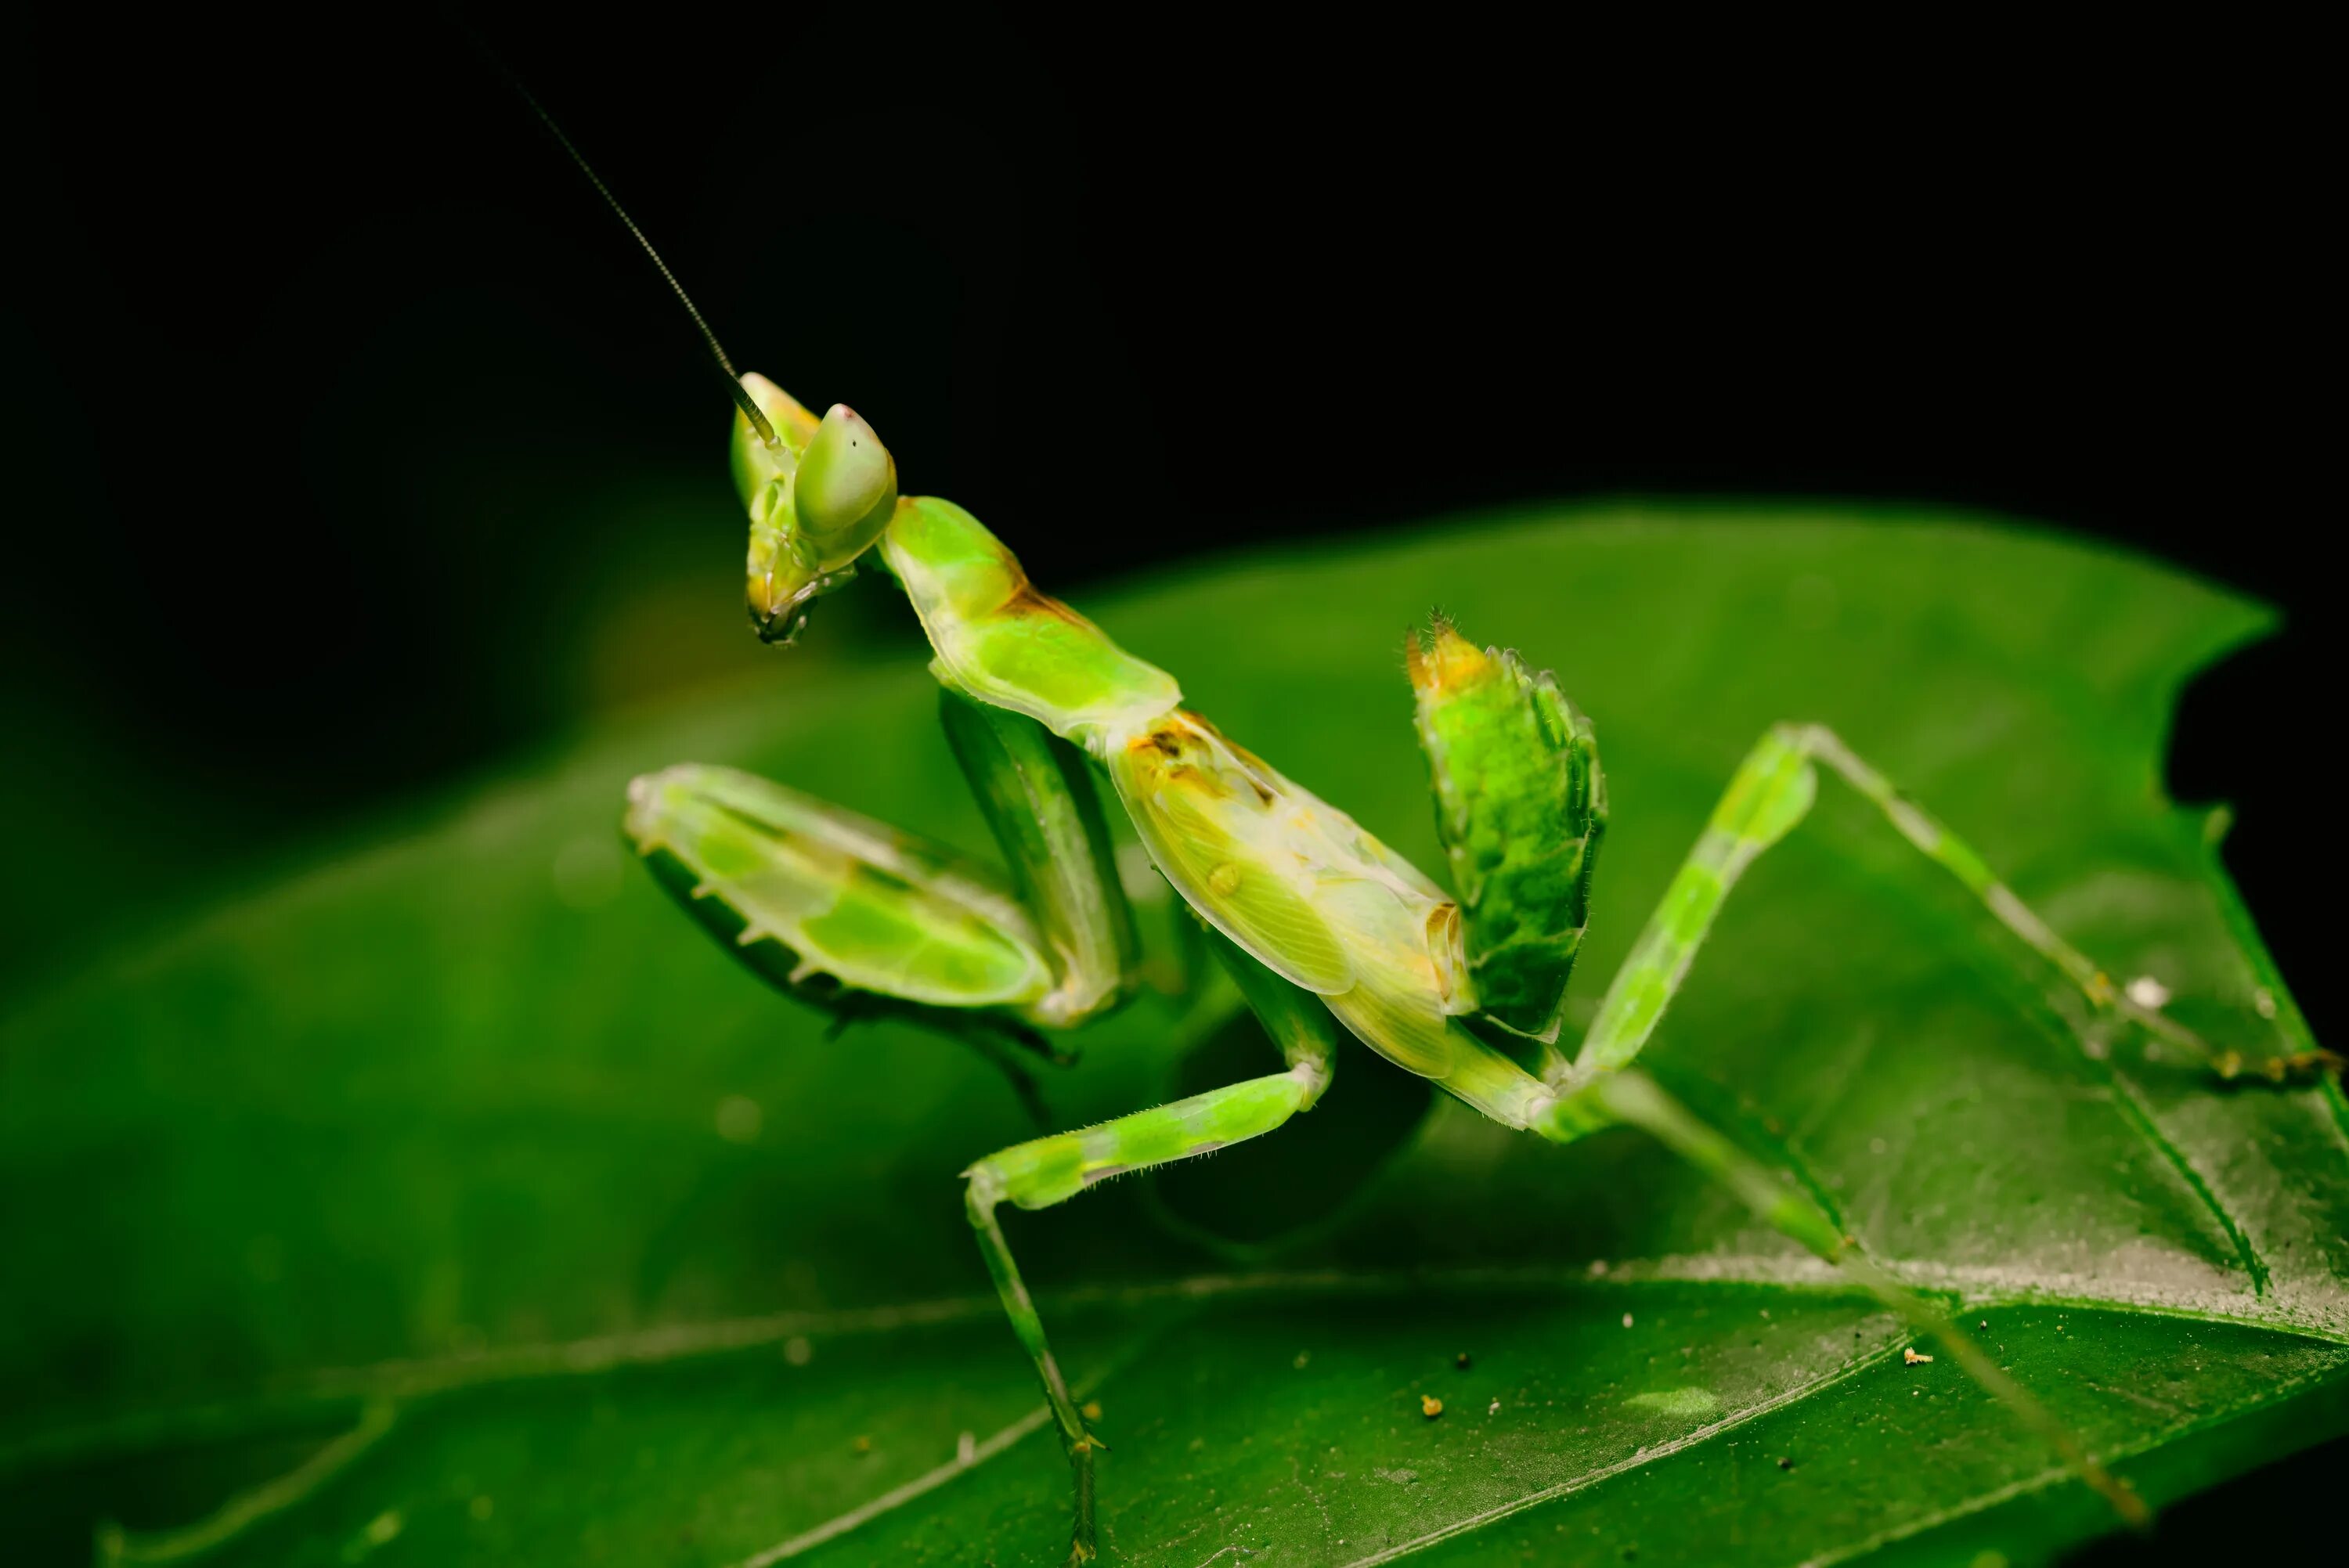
[1105,711,1464,1080]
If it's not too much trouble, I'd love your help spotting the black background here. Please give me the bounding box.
[9,7,2336,1555]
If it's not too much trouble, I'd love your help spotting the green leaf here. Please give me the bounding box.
[3,508,2343,1566]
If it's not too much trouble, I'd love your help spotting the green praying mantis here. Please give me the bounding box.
[511,92,2336,1568]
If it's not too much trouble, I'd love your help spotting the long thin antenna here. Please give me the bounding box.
[487,52,779,447]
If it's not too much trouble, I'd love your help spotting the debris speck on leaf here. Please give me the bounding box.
[1622,1312,1635,1328]
[2126,974,2170,1009]
[1488,1398,1501,1415]
[1903,1347,1935,1365]
[1777,1456,1794,1470]
[1420,1394,1444,1418]
[1456,1351,1472,1369]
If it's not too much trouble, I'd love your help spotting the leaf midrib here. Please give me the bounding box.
[11,1256,2343,1481]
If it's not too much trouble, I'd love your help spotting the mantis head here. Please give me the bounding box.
[732,373,900,645]
[503,81,898,648]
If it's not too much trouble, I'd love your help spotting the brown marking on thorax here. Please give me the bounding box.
[998,576,1091,628]
[1164,712,1279,804]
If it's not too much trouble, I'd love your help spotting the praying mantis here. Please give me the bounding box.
[623,389,2337,1560]
[510,91,2336,1568]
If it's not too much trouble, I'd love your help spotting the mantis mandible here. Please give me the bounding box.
[515,91,2333,1566]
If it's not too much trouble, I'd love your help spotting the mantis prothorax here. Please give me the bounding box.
[524,105,2333,1564]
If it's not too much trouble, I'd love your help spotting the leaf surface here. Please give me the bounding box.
[3,509,2343,1566]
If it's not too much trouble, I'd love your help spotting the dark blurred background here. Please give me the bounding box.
[6,5,2336,1556]
[9,9,2332,1007]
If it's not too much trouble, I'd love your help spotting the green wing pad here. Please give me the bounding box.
[1322,968,1456,1077]
[880,496,1183,751]
[1409,618,1608,1040]
[625,763,1051,1014]
[1105,709,1471,1082]
[1105,712,1357,994]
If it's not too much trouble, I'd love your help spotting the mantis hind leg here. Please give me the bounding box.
[1791,725,2333,1081]
[1564,721,2325,1083]
[1553,1066,2150,1525]
[1550,721,2291,1288]
[1513,720,2308,1525]
[963,932,1341,1565]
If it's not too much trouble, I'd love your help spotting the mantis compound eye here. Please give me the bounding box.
[792,404,899,564]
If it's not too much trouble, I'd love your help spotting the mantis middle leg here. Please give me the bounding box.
[964,932,1343,1566]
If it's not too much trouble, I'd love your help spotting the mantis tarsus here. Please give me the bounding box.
[517,90,2335,1566]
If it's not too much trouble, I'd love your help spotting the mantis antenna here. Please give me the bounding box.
[497,63,780,448]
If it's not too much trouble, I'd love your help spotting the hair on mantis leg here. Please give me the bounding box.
[511,89,2339,1566]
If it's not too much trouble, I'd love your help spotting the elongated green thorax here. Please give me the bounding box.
[1409,618,1607,1042]
[881,496,1182,752]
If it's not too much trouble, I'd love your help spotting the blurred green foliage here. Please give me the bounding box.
[2,511,2343,1565]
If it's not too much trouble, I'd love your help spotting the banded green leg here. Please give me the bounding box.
[1795,728,2331,1077]
[1521,721,2215,1524]
[1564,722,2217,1085]
[963,933,1340,1565]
